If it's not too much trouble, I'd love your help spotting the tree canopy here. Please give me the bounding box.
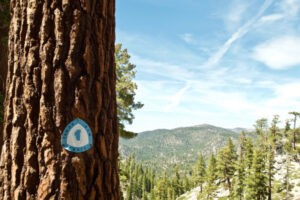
[116,43,143,139]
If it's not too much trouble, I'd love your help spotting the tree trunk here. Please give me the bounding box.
[268,166,271,200]
[0,26,8,93]
[293,116,296,151]
[227,177,231,193]
[0,0,120,199]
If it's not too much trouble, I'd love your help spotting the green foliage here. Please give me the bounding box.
[193,153,206,193]
[232,156,245,199]
[115,44,143,139]
[232,132,248,199]
[254,118,268,135]
[269,115,281,143]
[198,154,218,200]
[172,167,184,197]
[254,118,269,149]
[245,148,267,200]
[216,138,237,195]
[120,155,189,200]
[120,154,155,200]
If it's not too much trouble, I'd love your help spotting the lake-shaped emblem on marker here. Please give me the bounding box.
[61,118,93,152]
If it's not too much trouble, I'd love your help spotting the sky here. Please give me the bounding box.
[116,0,300,132]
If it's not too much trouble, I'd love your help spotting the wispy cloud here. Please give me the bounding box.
[252,36,300,69]
[131,55,196,82]
[259,14,284,22]
[226,0,249,24]
[280,0,300,16]
[180,33,195,44]
[164,83,191,112]
[203,0,273,68]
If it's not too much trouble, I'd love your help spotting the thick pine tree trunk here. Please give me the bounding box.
[0,0,120,199]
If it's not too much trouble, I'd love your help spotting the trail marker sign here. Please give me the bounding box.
[61,118,93,152]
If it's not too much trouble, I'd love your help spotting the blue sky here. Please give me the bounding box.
[116,0,300,132]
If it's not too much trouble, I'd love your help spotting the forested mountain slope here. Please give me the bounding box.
[119,124,254,172]
[177,153,300,200]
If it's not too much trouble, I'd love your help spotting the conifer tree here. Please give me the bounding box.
[266,147,275,200]
[266,115,279,200]
[284,119,291,135]
[126,177,133,200]
[244,137,254,170]
[233,154,245,200]
[115,44,144,139]
[288,111,300,150]
[200,154,218,199]
[142,180,148,200]
[172,167,183,197]
[0,0,120,198]
[194,153,206,193]
[245,148,267,200]
[216,138,237,194]
[254,118,268,148]
[269,115,280,143]
[239,131,247,157]
[233,132,247,199]
[155,173,168,200]
[149,189,155,200]
[183,176,191,192]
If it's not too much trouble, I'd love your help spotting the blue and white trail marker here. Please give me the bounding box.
[61,118,93,153]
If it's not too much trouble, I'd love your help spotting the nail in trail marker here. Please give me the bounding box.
[61,118,93,152]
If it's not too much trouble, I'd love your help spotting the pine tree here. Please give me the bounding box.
[239,131,247,157]
[244,137,254,170]
[284,119,291,137]
[167,187,175,200]
[269,115,281,143]
[194,153,206,193]
[115,44,144,139]
[183,176,191,192]
[200,153,218,199]
[254,118,268,149]
[172,167,183,197]
[266,146,275,200]
[233,154,245,200]
[245,148,267,200]
[216,138,237,194]
[233,132,247,199]
[126,177,133,200]
[149,189,155,200]
[155,173,168,200]
[0,0,120,198]
[289,111,300,150]
[266,115,279,200]
[142,179,148,200]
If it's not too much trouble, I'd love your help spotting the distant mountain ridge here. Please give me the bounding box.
[119,124,255,172]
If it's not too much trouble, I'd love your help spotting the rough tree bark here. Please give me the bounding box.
[0,0,120,199]
[0,27,8,152]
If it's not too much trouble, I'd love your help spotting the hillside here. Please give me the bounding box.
[177,153,300,200]
[119,124,254,172]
